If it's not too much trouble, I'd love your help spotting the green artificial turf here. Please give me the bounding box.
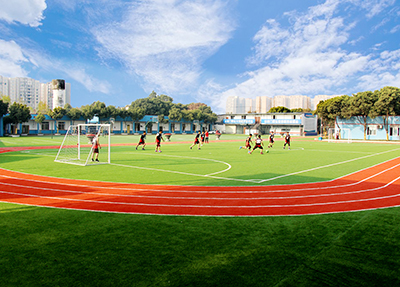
[0,202,399,286]
[0,134,399,186]
[1,135,400,286]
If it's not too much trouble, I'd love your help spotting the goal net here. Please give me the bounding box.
[328,128,352,143]
[54,124,111,166]
[341,128,352,143]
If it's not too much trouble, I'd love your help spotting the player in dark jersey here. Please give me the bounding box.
[200,131,205,146]
[267,131,275,148]
[155,130,165,153]
[239,134,252,150]
[283,131,291,150]
[249,135,264,154]
[190,131,202,150]
[136,131,147,150]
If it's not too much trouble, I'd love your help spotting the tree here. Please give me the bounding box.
[91,101,108,118]
[268,106,291,113]
[67,108,82,125]
[347,91,378,140]
[371,86,400,140]
[5,102,31,134]
[81,105,95,122]
[37,101,50,114]
[0,95,11,104]
[290,108,304,113]
[35,113,46,134]
[49,107,67,133]
[168,106,183,122]
[325,95,351,136]
[0,99,8,118]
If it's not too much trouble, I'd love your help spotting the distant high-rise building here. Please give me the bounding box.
[273,95,290,108]
[312,95,340,110]
[288,95,311,110]
[255,96,272,113]
[0,75,71,111]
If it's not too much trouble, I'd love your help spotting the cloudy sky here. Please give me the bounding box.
[0,0,399,113]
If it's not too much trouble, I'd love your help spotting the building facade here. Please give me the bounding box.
[217,112,318,136]
[0,75,71,111]
[1,114,214,136]
[334,116,400,141]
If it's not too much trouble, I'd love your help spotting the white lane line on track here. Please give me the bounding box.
[1,159,400,195]
[1,174,400,208]
[0,165,400,203]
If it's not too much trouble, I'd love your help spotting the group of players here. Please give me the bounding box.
[239,131,291,154]
[135,130,211,152]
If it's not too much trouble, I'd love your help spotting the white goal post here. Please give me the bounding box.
[328,128,352,143]
[54,124,111,166]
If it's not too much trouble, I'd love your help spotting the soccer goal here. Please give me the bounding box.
[54,124,111,166]
[341,128,352,143]
[327,128,337,143]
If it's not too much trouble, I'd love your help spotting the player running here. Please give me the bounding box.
[267,131,275,148]
[283,131,291,150]
[155,130,165,153]
[249,135,265,154]
[200,131,205,146]
[136,131,147,150]
[239,134,252,151]
[190,131,202,150]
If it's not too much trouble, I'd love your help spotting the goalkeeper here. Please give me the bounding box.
[91,135,101,162]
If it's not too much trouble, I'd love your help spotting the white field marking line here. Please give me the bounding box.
[256,147,400,183]
[304,149,372,154]
[127,152,231,176]
[1,175,400,208]
[1,162,400,200]
[110,162,244,182]
[1,158,400,195]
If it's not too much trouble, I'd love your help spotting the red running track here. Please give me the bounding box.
[1,155,400,216]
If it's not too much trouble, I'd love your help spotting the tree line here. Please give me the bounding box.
[0,91,218,133]
[315,86,400,140]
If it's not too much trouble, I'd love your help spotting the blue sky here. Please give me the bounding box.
[0,0,399,113]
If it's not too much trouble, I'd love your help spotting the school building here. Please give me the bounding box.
[334,116,400,141]
[216,112,318,136]
[0,114,214,136]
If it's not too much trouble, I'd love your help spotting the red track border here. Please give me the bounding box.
[1,146,400,216]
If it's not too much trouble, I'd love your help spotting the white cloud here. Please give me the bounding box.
[0,0,46,27]
[92,0,236,94]
[0,39,29,77]
[0,39,110,94]
[208,0,400,111]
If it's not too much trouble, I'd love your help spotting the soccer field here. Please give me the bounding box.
[0,134,399,186]
[1,135,400,286]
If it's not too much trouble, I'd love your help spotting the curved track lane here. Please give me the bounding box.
[1,156,400,216]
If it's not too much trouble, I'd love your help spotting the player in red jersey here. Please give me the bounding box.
[239,134,252,151]
[155,130,165,152]
[249,135,264,154]
[267,131,275,148]
[283,131,291,150]
[205,130,209,143]
[190,131,202,150]
[91,135,101,162]
[136,131,147,150]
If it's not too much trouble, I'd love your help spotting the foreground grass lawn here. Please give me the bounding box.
[1,202,400,287]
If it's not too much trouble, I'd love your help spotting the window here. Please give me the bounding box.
[42,122,49,130]
[58,122,65,131]
[367,126,377,136]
